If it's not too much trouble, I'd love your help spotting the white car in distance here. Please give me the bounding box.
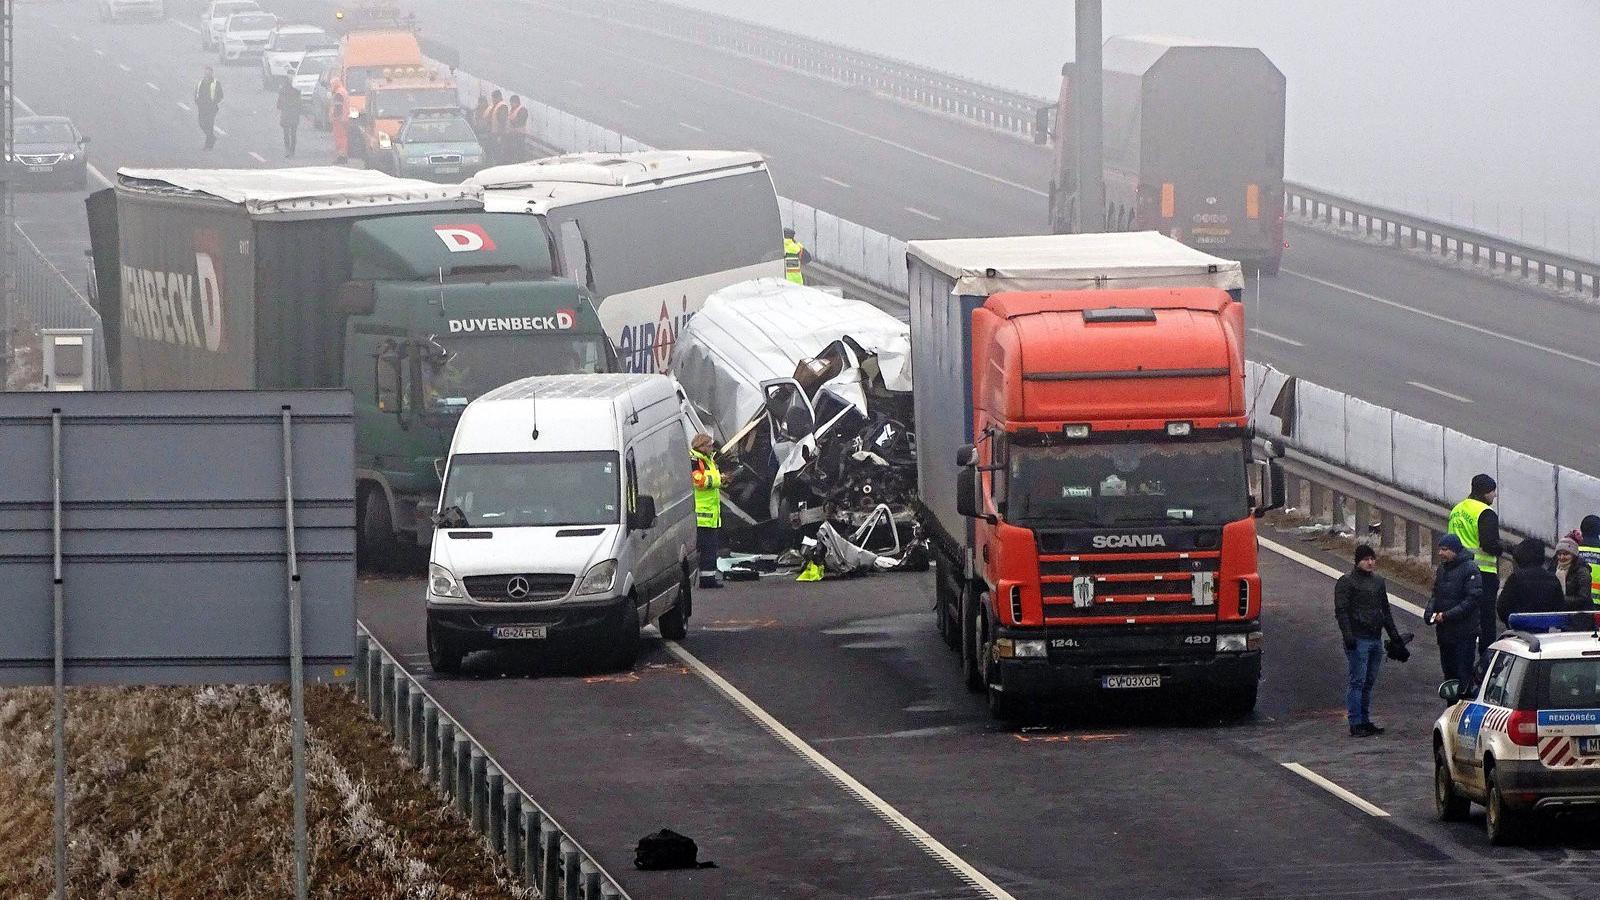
[260,25,332,90]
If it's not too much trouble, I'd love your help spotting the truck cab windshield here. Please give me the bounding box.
[424,333,609,412]
[1007,439,1247,526]
[442,451,620,528]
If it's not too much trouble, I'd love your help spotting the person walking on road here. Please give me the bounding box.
[1497,538,1568,623]
[1427,533,1484,687]
[1447,473,1502,659]
[195,66,224,150]
[1335,544,1404,737]
[276,80,303,158]
[1552,537,1595,607]
[690,434,726,590]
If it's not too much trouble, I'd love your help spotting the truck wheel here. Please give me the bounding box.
[610,600,641,671]
[359,485,403,573]
[1434,742,1470,821]
[658,575,689,641]
[426,618,463,675]
[961,592,985,692]
[1484,765,1525,846]
[935,572,959,650]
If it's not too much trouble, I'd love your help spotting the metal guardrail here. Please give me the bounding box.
[563,0,1600,287]
[353,625,629,900]
[1284,184,1600,297]
[5,222,107,389]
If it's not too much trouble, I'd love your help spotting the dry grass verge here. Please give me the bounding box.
[0,684,531,899]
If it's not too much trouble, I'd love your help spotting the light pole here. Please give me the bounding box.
[1071,0,1104,234]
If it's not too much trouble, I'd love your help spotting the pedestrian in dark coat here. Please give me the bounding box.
[1335,544,1403,736]
[195,66,224,150]
[1426,533,1483,687]
[1497,538,1567,623]
[1551,537,1594,607]
[277,80,303,158]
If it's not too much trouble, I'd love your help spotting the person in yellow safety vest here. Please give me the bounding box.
[690,434,727,589]
[1447,473,1503,660]
[487,90,510,164]
[1577,515,1600,605]
[783,227,809,285]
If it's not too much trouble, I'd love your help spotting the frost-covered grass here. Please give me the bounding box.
[0,685,532,899]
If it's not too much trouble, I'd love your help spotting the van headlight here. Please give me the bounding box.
[428,563,464,599]
[575,559,617,596]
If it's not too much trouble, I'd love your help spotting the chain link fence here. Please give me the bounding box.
[4,222,106,390]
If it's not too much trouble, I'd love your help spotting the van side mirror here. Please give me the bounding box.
[629,495,657,531]
[1438,680,1461,703]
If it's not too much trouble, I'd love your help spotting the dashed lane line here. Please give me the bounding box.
[177,101,192,111]
[820,175,853,189]
[248,151,267,163]
[666,640,1015,899]
[1407,381,1474,404]
[145,82,161,93]
[1249,327,1304,347]
[677,121,704,132]
[905,206,942,222]
[175,21,201,34]
[618,98,640,109]
[1283,763,1391,817]
[1284,269,1600,371]
[118,63,132,73]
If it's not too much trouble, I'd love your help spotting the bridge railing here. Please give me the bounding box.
[5,222,108,389]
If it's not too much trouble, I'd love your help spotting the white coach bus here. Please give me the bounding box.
[474,151,784,374]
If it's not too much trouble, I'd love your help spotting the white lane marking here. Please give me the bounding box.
[94,49,107,57]
[1283,763,1391,817]
[821,175,853,189]
[248,151,267,162]
[177,101,192,112]
[145,82,161,93]
[557,33,1046,198]
[14,94,111,188]
[566,79,584,88]
[1284,269,1600,371]
[1406,381,1474,404]
[665,640,1016,899]
[118,63,133,73]
[1250,327,1304,347]
[70,33,83,43]
[215,127,229,137]
[1260,536,1426,619]
[677,121,704,132]
[905,206,942,222]
[618,98,641,109]
[175,21,201,34]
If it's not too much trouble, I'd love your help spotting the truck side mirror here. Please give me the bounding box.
[1252,459,1286,518]
[955,444,976,468]
[956,466,978,519]
[628,495,657,531]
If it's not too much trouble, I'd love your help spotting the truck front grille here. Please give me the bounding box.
[463,573,573,602]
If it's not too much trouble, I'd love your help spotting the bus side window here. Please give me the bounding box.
[558,220,594,290]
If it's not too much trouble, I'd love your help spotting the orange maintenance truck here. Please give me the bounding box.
[908,232,1283,720]
[327,29,423,161]
[356,67,458,164]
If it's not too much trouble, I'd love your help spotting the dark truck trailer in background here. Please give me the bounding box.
[1049,37,1286,275]
[87,167,612,569]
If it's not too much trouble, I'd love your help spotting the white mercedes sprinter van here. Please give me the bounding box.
[425,373,696,673]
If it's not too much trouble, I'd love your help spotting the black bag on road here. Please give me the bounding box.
[635,829,717,870]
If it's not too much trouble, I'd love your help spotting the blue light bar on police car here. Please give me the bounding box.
[1507,611,1600,634]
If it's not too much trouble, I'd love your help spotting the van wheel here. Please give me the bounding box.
[359,485,403,573]
[658,577,689,641]
[610,601,641,670]
[960,591,985,692]
[426,619,462,675]
[1434,742,1470,821]
[1485,765,1525,845]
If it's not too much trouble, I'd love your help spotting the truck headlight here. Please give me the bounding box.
[576,559,617,596]
[1217,632,1262,652]
[993,638,1047,659]
[428,563,464,599]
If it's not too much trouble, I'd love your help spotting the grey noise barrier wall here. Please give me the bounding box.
[0,390,356,685]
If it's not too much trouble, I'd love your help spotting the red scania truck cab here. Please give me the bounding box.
[907,233,1283,719]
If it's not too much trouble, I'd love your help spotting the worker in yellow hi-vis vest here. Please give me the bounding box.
[783,227,810,285]
[1447,473,1502,659]
[690,434,727,589]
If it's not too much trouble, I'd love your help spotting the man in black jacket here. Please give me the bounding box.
[1497,538,1567,623]
[1335,545,1403,736]
[195,66,223,150]
[1427,534,1483,687]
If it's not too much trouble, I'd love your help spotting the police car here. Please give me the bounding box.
[1433,612,1600,844]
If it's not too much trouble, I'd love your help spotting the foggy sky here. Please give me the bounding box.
[680,1,1600,255]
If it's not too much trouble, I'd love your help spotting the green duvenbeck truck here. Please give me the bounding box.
[86,167,615,569]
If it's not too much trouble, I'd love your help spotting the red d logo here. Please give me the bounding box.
[434,223,497,253]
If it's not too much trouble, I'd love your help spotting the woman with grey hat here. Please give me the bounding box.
[1551,537,1594,606]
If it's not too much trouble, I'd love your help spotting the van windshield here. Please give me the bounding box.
[442,451,620,528]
